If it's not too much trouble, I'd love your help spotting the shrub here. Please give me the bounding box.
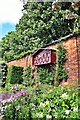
[29,85,78,119]
[0,61,7,87]
[6,66,23,84]
[1,85,78,119]
[5,84,27,93]
[37,65,55,85]
[23,66,34,86]
[3,91,29,120]
[57,43,68,83]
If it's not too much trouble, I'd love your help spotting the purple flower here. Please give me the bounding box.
[14,89,28,98]
[20,89,28,95]
[0,90,28,104]
[0,92,14,104]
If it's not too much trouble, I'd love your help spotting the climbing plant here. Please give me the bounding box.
[57,43,68,84]
[23,66,35,86]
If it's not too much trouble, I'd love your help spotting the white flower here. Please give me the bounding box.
[1,107,4,112]
[46,114,52,119]
[61,93,68,99]
[36,112,43,118]
[30,103,36,111]
[39,102,45,107]
[49,90,53,93]
[5,105,7,109]
[45,100,49,105]
[30,103,35,107]
[49,108,51,112]
[39,82,41,85]
[16,105,20,110]
[73,107,78,112]
[65,110,70,115]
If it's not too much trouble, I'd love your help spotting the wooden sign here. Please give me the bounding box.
[32,49,56,66]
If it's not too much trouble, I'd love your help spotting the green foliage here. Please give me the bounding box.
[0,61,7,87]
[0,32,17,61]
[4,96,30,120]
[23,66,34,86]
[0,2,79,61]
[3,85,78,119]
[6,66,23,84]
[5,83,12,91]
[57,43,68,83]
[28,85,78,119]
[37,65,55,85]
[14,51,31,59]
[5,84,27,92]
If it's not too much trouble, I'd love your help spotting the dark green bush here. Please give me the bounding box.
[37,65,55,85]
[6,66,23,84]
[57,43,68,83]
[0,61,7,87]
[4,96,30,120]
[23,66,34,86]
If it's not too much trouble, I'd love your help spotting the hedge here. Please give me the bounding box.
[0,61,7,87]
[6,66,23,84]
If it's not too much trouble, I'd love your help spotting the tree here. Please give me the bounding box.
[0,0,79,61]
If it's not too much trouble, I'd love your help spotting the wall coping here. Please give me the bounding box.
[42,32,80,48]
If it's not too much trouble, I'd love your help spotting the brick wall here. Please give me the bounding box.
[7,55,33,68]
[77,35,80,90]
[44,36,79,84]
[77,36,80,79]
[63,37,78,84]
[7,35,80,85]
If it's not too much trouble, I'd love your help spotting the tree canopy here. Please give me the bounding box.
[0,1,80,61]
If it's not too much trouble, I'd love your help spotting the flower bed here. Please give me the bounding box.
[0,84,78,119]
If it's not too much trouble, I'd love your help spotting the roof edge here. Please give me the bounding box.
[43,32,80,48]
[32,48,56,56]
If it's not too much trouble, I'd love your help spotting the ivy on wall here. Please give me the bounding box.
[23,66,35,86]
[22,44,68,86]
[56,43,68,84]
[5,43,68,87]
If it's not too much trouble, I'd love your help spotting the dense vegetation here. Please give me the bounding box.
[6,66,23,84]
[0,84,78,119]
[0,1,80,61]
[0,1,79,119]
[0,62,7,87]
[0,61,78,119]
